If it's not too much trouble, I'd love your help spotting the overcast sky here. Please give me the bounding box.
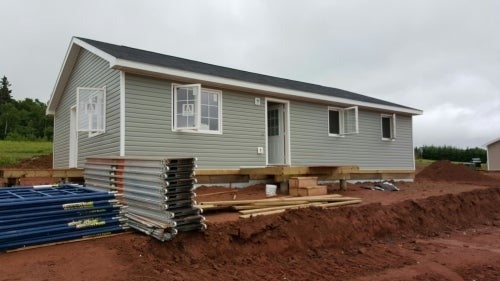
[1,0,499,148]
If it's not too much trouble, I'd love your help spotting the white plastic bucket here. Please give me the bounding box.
[265,184,277,197]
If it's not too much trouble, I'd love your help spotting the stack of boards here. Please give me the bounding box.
[84,156,206,241]
[0,185,127,252]
[200,194,362,218]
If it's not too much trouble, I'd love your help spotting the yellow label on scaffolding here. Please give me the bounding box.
[71,218,106,229]
[68,218,98,226]
[62,201,94,210]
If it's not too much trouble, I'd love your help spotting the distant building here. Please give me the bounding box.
[485,138,500,171]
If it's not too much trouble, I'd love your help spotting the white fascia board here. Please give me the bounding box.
[112,59,423,116]
[46,39,81,115]
[46,37,117,115]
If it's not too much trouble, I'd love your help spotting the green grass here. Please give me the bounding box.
[415,159,435,166]
[0,140,53,167]
[415,158,486,169]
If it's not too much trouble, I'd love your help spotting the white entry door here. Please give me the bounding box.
[69,106,78,168]
[267,102,286,165]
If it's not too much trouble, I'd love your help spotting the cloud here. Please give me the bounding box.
[0,0,499,148]
[415,100,500,147]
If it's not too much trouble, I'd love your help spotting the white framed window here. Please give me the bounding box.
[76,87,106,137]
[328,106,358,136]
[381,113,396,140]
[172,84,222,134]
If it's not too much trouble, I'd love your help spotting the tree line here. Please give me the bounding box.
[0,76,53,140]
[415,145,487,163]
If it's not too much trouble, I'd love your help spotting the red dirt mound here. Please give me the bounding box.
[416,160,494,182]
[120,187,500,280]
[4,154,53,169]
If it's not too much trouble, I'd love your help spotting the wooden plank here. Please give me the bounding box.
[52,169,84,177]
[319,199,362,208]
[6,232,128,253]
[349,171,414,180]
[289,177,318,189]
[320,174,352,180]
[194,204,230,211]
[195,169,241,176]
[196,190,237,197]
[282,166,312,175]
[238,198,360,218]
[354,169,415,174]
[229,165,397,184]
[248,174,272,180]
[239,166,284,176]
[296,186,327,196]
[200,194,348,206]
[308,165,359,174]
[196,175,249,184]
[233,205,266,210]
[239,209,285,219]
[0,168,83,178]
[250,200,310,206]
[239,203,320,215]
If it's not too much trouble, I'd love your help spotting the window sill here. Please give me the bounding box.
[328,133,345,138]
[381,138,395,142]
[88,131,105,138]
[173,129,222,135]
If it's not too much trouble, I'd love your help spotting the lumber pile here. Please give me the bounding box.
[84,156,206,241]
[289,176,327,196]
[0,184,128,252]
[199,194,361,219]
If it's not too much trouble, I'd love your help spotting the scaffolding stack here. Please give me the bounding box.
[84,156,205,241]
[0,184,128,252]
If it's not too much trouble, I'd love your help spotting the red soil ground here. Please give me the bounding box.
[1,154,54,186]
[3,154,53,169]
[1,161,499,280]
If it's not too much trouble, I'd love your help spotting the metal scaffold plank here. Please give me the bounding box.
[83,156,205,241]
[0,184,128,252]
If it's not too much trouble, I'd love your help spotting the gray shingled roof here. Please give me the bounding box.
[77,37,417,111]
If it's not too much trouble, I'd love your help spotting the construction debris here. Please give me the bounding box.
[199,194,361,219]
[0,184,128,252]
[362,181,400,191]
[84,156,206,241]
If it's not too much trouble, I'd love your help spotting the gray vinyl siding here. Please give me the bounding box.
[52,48,416,171]
[123,74,414,170]
[124,74,266,168]
[53,49,120,168]
[290,100,414,170]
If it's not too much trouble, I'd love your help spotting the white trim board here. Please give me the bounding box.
[119,71,126,156]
